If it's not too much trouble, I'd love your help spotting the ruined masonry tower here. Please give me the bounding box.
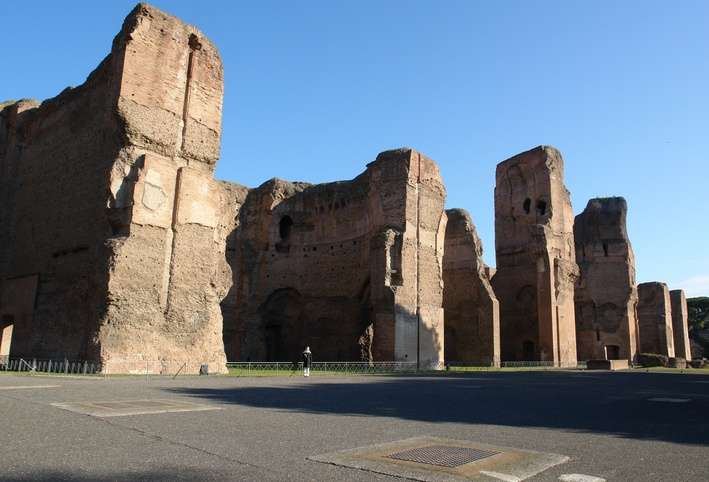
[227,149,447,368]
[0,4,232,373]
[0,4,448,371]
[493,146,579,366]
[443,209,500,366]
[637,282,675,357]
[574,197,639,362]
[670,289,692,360]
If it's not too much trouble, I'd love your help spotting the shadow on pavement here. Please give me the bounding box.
[2,467,243,482]
[166,371,709,446]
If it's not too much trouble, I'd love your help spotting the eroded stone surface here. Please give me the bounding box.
[492,146,579,366]
[0,4,231,373]
[637,282,675,357]
[442,209,500,366]
[574,197,639,362]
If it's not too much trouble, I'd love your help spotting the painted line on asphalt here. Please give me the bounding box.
[480,470,521,481]
[559,474,606,482]
[0,385,60,390]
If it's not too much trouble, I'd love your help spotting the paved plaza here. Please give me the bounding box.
[1,370,708,481]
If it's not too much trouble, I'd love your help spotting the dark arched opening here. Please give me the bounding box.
[279,215,293,241]
[536,199,547,216]
[259,288,303,361]
[605,345,620,360]
[522,340,535,360]
[523,198,531,214]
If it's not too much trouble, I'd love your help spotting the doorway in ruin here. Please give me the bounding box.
[604,344,620,360]
[522,340,535,361]
[259,288,304,362]
[0,315,15,363]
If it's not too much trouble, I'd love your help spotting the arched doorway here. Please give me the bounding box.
[604,345,620,360]
[258,288,304,361]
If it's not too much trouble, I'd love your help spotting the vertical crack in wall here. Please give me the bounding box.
[163,34,201,315]
[180,34,201,156]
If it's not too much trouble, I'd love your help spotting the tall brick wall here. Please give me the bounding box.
[637,282,675,357]
[574,197,639,362]
[442,209,500,366]
[670,289,691,360]
[0,4,233,373]
[228,148,446,366]
[493,146,579,366]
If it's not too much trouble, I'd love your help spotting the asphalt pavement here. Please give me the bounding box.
[1,370,707,481]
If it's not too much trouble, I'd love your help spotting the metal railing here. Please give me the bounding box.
[0,358,102,375]
[225,361,422,376]
[0,357,588,377]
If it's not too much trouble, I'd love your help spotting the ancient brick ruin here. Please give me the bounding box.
[670,289,692,360]
[225,149,447,368]
[0,4,696,372]
[443,209,500,366]
[0,4,233,373]
[492,146,579,366]
[637,282,675,357]
[574,197,639,362]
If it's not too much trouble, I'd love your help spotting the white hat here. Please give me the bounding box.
[304,346,311,354]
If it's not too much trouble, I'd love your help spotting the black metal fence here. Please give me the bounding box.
[0,357,586,377]
[0,358,102,375]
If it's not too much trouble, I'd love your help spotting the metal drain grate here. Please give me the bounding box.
[387,445,499,468]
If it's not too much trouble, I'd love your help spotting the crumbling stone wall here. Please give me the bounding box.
[637,282,675,357]
[670,289,692,360]
[442,209,500,366]
[0,4,232,373]
[227,148,446,367]
[574,197,639,362]
[492,146,579,366]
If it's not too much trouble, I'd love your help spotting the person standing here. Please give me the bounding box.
[302,346,312,377]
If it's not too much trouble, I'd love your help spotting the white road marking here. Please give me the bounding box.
[480,470,521,481]
[51,399,221,417]
[559,474,606,482]
[0,385,60,390]
[647,397,691,403]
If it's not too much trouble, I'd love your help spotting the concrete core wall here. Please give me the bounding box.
[442,209,500,366]
[493,146,579,366]
[574,197,639,362]
[670,289,692,360]
[637,282,675,357]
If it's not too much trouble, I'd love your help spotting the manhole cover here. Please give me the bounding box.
[387,445,499,468]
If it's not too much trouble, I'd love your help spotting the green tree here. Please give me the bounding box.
[687,297,709,330]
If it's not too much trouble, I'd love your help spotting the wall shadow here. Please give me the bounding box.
[166,371,709,446]
[3,467,239,482]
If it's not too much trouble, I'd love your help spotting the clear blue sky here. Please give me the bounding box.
[2,1,708,295]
